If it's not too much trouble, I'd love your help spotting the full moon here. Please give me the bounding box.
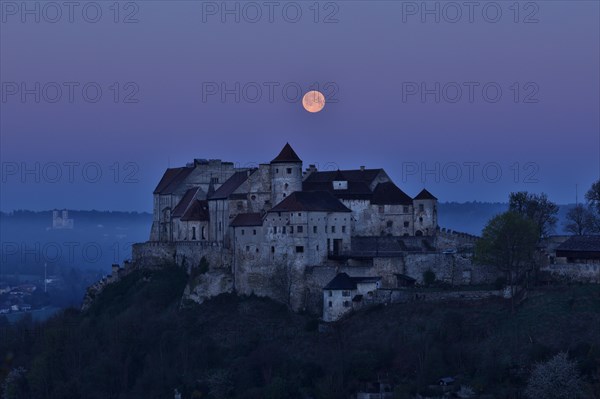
[302,91,326,113]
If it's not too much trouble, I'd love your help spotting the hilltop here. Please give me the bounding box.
[1,266,599,398]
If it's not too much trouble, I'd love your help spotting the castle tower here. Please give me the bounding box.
[270,143,303,206]
[413,189,438,236]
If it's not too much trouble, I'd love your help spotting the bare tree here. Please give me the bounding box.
[269,261,297,308]
[509,192,559,238]
[564,204,594,235]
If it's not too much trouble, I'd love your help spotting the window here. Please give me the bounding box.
[253,229,256,235]
[192,227,196,240]
[313,226,317,234]
[343,301,350,308]
[256,248,259,253]
[241,229,245,235]
[342,290,351,297]
[419,217,423,223]
[297,226,303,233]
[251,195,256,200]
[219,222,222,231]
[296,246,304,253]
[286,168,292,174]
[404,221,409,228]
[290,226,294,234]
[211,177,219,184]
[403,206,409,213]
[378,205,385,213]
[331,226,336,233]
[246,246,250,252]
[283,193,286,197]
[419,204,424,212]
[328,301,332,308]
[316,245,319,251]
[329,291,332,297]
[282,226,286,234]
[284,183,289,189]
[271,246,275,253]
[275,168,279,173]
[298,213,301,216]
[342,226,346,233]
[237,201,243,211]
[386,220,393,228]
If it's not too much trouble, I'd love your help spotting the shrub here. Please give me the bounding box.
[525,352,583,399]
[423,269,436,286]
[494,276,507,290]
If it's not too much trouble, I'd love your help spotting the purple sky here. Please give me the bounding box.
[1,1,599,211]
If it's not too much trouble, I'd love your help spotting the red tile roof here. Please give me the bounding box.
[153,167,194,195]
[271,143,302,164]
[231,213,264,227]
[414,189,437,201]
[172,188,200,218]
[210,170,255,200]
[371,182,413,205]
[269,191,351,213]
[181,200,209,221]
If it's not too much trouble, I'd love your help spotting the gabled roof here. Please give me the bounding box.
[181,200,209,222]
[304,168,384,184]
[153,167,194,195]
[414,189,437,201]
[303,168,387,200]
[269,191,351,213]
[210,170,255,200]
[172,188,200,218]
[231,213,263,227]
[302,180,373,200]
[556,235,600,253]
[271,143,302,164]
[371,182,413,205]
[323,273,381,290]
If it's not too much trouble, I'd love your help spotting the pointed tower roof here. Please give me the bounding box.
[414,189,437,201]
[271,143,302,164]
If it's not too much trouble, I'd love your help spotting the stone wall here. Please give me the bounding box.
[542,263,600,283]
[373,288,503,305]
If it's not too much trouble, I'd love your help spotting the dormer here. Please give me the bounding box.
[332,170,348,190]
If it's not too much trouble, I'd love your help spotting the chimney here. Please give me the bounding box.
[360,165,366,171]
[303,164,318,178]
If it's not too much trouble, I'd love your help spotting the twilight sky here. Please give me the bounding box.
[0,1,598,211]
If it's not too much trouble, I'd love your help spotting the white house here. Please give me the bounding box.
[323,273,381,321]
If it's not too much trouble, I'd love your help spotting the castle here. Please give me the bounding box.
[150,143,438,256]
[132,144,488,318]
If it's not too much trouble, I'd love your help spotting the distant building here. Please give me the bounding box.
[52,209,74,229]
[555,236,600,263]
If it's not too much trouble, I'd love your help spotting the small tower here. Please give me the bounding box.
[413,189,438,236]
[270,143,303,206]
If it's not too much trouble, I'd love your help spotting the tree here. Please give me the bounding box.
[475,211,539,312]
[509,192,559,238]
[564,204,594,235]
[585,180,600,213]
[525,352,583,399]
[585,180,600,232]
[269,260,297,309]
